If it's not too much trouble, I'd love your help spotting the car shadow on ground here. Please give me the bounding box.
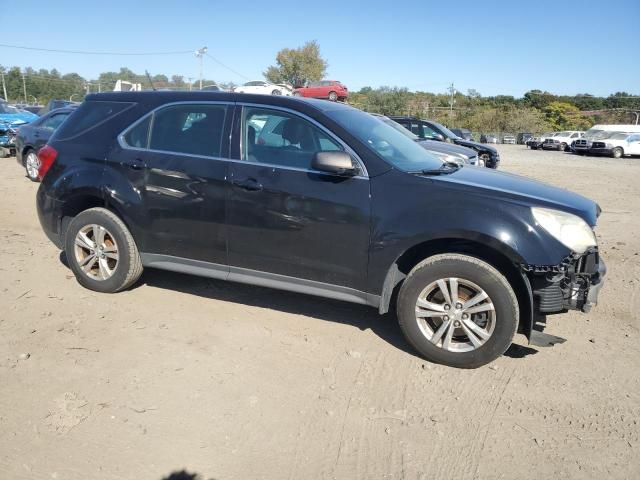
[138,267,539,362]
[140,267,417,358]
[58,252,539,362]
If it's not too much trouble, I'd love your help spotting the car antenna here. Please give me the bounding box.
[145,70,157,91]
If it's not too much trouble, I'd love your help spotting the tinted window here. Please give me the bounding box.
[243,107,343,169]
[55,101,133,140]
[123,115,151,148]
[40,113,70,130]
[149,104,228,157]
[418,122,440,139]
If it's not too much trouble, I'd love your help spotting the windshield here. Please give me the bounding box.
[326,109,442,171]
[0,102,19,114]
[608,132,629,140]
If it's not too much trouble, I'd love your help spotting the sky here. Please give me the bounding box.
[1,0,638,97]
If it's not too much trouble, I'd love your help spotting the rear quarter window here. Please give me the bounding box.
[54,100,134,140]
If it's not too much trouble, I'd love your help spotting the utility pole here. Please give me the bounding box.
[22,73,27,103]
[195,46,208,90]
[187,78,193,91]
[448,82,456,116]
[1,72,7,101]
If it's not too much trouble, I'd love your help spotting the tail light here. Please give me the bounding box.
[37,145,58,180]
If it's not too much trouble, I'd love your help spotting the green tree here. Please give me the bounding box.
[543,101,590,130]
[264,40,327,87]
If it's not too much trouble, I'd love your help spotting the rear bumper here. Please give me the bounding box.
[36,185,66,249]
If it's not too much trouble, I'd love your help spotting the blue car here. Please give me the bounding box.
[0,101,39,157]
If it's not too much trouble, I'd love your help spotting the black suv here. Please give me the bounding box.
[390,116,500,169]
[36,92,605,368]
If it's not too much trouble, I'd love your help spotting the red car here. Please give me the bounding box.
[293,80,348,102]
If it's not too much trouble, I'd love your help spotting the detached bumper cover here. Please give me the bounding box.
[525,249,606,314]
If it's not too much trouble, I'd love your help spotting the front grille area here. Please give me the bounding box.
[575,139,588,147]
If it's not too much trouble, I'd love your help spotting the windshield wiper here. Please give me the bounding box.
[409,161,461,176]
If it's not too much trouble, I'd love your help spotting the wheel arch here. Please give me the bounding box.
[59,192,136,249]
[379,237,533,339]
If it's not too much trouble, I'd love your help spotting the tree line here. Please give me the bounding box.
[2,38,639,135]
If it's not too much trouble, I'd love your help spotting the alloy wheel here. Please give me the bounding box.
[26,151,40,180]
[74,224,120,281]
[415,278,495,352]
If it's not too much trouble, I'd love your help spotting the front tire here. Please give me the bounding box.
[612,147,623,159]
[64,208,143,293]
[24,149,40,182]
[271,89,281,95]
[397,254,518,368]
[560,142,567,152]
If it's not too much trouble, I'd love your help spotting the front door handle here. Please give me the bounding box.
[232,178,263,191]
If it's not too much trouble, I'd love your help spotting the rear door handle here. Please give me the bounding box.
[128,158,146,170]
[232,178,263,191]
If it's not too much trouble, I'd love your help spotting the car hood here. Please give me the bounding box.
[418,140,476,158]
[455,138,497,153]
[0,111,39,127]
[431,166,599,225]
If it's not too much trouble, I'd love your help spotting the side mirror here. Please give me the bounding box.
[311,151,357,176]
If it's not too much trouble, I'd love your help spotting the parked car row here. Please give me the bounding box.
[33,90,605,368]
[527,125,640,158]
[390,116,500,168]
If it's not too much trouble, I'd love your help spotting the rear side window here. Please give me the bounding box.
[40,113,70,130]
[55,101,133,140]
[123,116,151,148]
[149,104,228,157]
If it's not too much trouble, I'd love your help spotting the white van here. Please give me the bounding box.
[573,124,640,154]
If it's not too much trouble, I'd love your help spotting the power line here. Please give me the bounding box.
[205,53,250,81]
[0,43,192,56]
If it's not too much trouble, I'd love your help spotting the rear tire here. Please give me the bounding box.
[24,149,40,182]
[397,254,518,369]
[612,147,623,159]
[64,208,143,293]
[271,89,281,95]
[328,91,338,101]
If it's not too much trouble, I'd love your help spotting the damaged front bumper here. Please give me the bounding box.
[524,248,606,315]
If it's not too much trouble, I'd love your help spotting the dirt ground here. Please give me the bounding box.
[1,145,639,480]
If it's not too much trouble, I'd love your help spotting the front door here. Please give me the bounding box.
[113,102,232,265]
[226,105,371,293]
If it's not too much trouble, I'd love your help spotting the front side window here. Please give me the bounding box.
[243,107,343,170]
[420,123,441,139]
[148,104,228,157]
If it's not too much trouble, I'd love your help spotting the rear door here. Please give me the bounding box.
[226,104,371,293]
[114,101,232,265]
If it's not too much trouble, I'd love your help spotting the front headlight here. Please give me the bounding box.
[605,143,613,149]
[531,207,597,254]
